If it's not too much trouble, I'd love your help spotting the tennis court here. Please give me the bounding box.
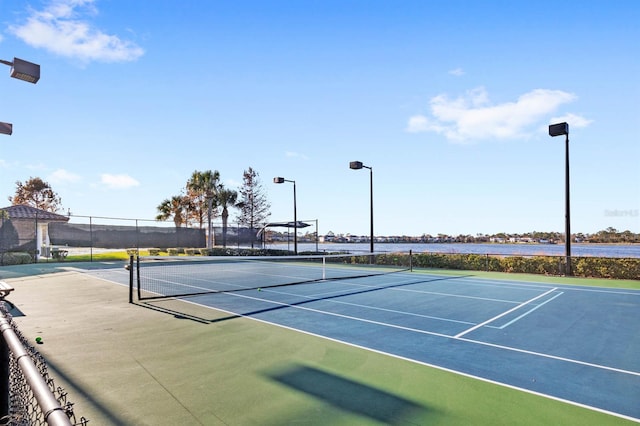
[8,257,634,424]
[104,254,640,422]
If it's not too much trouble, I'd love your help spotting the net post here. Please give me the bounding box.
[128,255,134,303]
[322,256,326,280]
[409,249,413,272]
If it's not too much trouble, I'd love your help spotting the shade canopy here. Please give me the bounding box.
[257,221,311,237]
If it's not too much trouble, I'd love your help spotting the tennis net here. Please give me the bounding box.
[129,252,412,301]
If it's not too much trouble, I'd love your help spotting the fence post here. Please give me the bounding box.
[558,257,563,275]
[89,216,93,262]
[128,255,134,304]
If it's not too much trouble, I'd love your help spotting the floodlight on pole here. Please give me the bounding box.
[1,57,40,136]
[349,161,374,253]
[0,57,40,84]
[549,121,571,275]
[0,122,12,135]
[273,177,298,254]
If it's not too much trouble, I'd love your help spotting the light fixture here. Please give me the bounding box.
[1,57,40,84]
[0,122,12,136]
[273,177,298,254]
[349,161,374,253]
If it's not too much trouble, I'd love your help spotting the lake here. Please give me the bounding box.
[265,242,640,258]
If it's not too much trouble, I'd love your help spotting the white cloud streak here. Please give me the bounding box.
[286,151,309,160]
[8,0,144,63]
[101,173,139,189]
[407,87,590,143]
[48,168,82,184]
[550,113,593,128]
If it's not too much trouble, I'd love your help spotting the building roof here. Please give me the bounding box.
[0,205,69,222]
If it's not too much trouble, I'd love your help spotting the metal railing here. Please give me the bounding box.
[0,302,86,425]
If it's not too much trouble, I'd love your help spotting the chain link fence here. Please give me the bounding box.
[0,214,264,263]
[0,302,87,425]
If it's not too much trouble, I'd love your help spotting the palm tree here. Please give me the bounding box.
[156,195,190,227]
[187,170,221,249]
[217,187,238,248]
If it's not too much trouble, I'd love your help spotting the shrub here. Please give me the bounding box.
[573,257,640,280]
[405,252,638,280]
[0,252,33,266]
[148,248,161,256]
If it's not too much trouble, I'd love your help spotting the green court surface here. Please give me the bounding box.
[1,263,637,425]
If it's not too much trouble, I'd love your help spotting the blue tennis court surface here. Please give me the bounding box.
[93,266,640,421]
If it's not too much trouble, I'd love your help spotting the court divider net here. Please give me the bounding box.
[129,252,413,301]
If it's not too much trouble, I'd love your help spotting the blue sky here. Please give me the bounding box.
[1,0,638,236]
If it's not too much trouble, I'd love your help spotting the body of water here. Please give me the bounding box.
[265,242,640,258]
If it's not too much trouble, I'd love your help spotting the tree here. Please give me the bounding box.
[237,167,270,247]
[156,195,190,227]
[217,186,239,248]
[10,177,62,212]
[186,170,221,248]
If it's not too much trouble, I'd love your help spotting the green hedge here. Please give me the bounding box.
[573,257,640,279]
[126,248,639,280]
[0,252,33,266]
[354,252,639,280]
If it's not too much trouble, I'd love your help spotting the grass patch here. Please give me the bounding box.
[412,267,640,290]
[65,250,150,262]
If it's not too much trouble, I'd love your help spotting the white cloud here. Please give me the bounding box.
[8,0,144,63]
[48,168,82,184]
[406,87,590,143]
[550,113,593,128]
[286,151,309,160]
[449,68,465,76]
[224,178,241,189]
[101,173,139,189]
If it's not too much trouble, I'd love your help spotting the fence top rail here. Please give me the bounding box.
[0,312,73,426]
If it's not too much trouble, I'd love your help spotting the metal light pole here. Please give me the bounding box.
[274,177,297,254]
[349,161,374,253]
[549,122,571,275]
[206,190,214,250]
[1,57,40,136]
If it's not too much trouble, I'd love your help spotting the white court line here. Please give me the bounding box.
[312,279,526,305]
[497,291,564,329]
[454,287,558,338]
[272,287,477,326]
[224,290,640,378]
[180,294,640,424]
